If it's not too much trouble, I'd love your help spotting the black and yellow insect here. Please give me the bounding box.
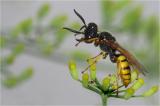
[64,9,147,87]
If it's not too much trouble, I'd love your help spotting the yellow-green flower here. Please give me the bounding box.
[124,88,135,100]
[87,57,96,80]
[142,86,159,97]
[131,70,138,82]
[68,60,79,80]
[102,76,110,91]
[131,78,144,91]
[82,73,89,88]
[67,59,159,106]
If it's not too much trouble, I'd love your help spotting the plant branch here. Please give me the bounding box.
[101,94,108,106]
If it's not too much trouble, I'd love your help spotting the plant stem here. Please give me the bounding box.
[95,78,103,89]
[101,94,108,106]
[88,84,103,95]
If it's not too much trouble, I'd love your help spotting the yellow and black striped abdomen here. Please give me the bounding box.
[117,55,131,87]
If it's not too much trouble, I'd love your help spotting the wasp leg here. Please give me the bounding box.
[86,52,107,62]
[81,60,97,74]
[75,38,85,46]
[75,38,99,46]
[81,52,106,74]
[109,53,117,63]
[103,52,108,59]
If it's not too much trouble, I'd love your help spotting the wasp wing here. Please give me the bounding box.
[104,40,148,75]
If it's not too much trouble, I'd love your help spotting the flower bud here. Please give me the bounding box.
[124,88,135,100]
[110,74,117,85]
[68,60,79,80]
[131,70,138,82]
[88,58,96,80]
[131,78,144,91]
[142,86,159,97]
[102,76,110,91]
[82,73,89,88]
[112,85,118,90]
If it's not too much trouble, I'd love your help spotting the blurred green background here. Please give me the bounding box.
[0,0,159,105]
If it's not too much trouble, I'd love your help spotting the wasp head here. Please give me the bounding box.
[84,23,98,40]
[63,9,99,46]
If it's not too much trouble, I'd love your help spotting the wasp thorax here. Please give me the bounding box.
[99,32,116,42]
[84,23,98,39]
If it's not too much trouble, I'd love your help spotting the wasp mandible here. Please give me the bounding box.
[63,9,148,87]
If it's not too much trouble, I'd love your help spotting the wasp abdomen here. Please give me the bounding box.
[117,55,131,87]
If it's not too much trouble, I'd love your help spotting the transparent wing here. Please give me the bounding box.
[104,40,148,75]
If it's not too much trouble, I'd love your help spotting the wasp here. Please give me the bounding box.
[63,9,147,87]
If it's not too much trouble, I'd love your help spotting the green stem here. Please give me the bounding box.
[101,94,108,106]
[88,84,103,95]
[95,78,103,89]
[109,95,143,99]
[111,90,126,94]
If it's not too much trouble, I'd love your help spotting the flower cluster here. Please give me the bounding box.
[68,60,158,106]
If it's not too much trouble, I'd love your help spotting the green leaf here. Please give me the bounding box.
[0,36,6,48]
[11,18,33,36]
[101,0,115,26]
[42,43,54,56]
[6,54,15,65]
[13,43,25,55]
[101,0,131,27]
[37,3,50,20]
[20,18,32,35]
[50,15,68,28]
[143,16,159,39]
[122,6,143,33]
[115,0,131,10]
[17,67,33,81]
[6,43,24,64]
[10,25,21,38]
[3,76,18,88]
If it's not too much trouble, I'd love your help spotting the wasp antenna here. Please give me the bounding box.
[73,9,87,27]
[63,27,83,34]
[79,25,86,31]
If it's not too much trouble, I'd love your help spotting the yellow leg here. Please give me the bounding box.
[86,52,103,62]
[81,52,107,73]
[81,60,98,73]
